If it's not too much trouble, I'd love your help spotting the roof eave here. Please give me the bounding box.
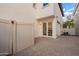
[73,3,79,16]
[58,3,64,16]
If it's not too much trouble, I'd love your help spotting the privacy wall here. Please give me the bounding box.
[0,19,34,55]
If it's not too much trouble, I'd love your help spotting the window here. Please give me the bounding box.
[43,3,48,7]
[48,22,52,36]
[43,23,47,35]
[33,3,36,8]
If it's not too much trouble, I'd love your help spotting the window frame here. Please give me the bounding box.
[33,3,36,9]
[43,3,49,8]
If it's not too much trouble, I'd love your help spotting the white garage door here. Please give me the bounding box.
[0,20,34,55]
[0,19,11,56]
[16,22,34,53]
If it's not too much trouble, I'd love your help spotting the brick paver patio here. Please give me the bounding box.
[14,36,79,56]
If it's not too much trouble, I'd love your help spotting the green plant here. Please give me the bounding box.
[63,19,75,29]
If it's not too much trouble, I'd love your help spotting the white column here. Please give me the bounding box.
[46,22,48,36]
[39,22,42,37]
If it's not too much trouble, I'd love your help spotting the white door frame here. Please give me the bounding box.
[42,22,52,37]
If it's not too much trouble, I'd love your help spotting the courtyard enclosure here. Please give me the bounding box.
[0,3,64,55]
[0,4,34,55]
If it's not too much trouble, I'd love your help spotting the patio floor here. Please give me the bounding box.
[14,36,79,56]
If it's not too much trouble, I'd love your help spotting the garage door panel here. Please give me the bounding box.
[16,24,34,52]
[0,20,11,55]
[0,20,34,55]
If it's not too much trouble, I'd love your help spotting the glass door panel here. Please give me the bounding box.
[43,23,47,35]
[48,22,52,36]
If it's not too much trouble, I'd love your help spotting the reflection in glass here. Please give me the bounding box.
[43,23,47,35]
[48,22,52,36]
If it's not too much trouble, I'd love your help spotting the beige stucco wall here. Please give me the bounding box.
[0,3,35,23]
[0,4,35,55]
[0,3,63,39]
[34,3,54,38]
[34,3,54,19]
[54,4,63,37]
[0,3,63,55]
[73,4,79,35]
[34,21,43,37]
[34,3,63,38]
